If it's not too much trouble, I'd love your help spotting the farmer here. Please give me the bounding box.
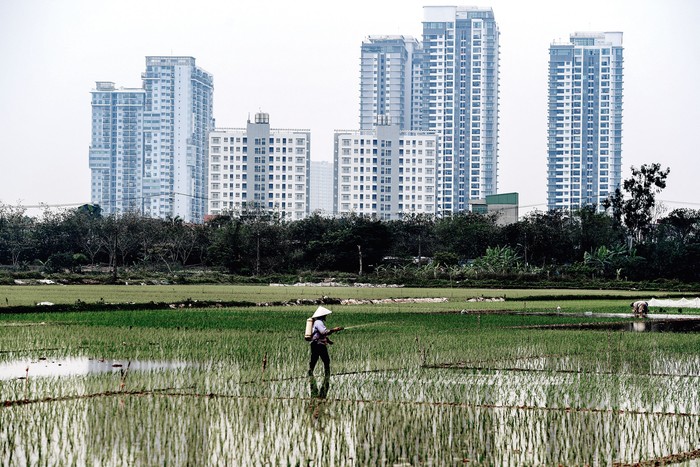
[308,306,343,377]
[631,300,649,316]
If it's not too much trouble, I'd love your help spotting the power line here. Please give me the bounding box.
[5,192,210,210]
[658,199,700,207]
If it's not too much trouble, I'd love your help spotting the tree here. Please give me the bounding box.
[583,245,628,278]
[471,246,524,275]
[646,209,700,280]
[315,214,390,274]
[433,212,500,261]
[603,163,670,245]
[389,213,436,260]
[0,204,34,267]
[575,205,624,255]
[207,214,245,273]
[97,213,142,280]
[284,213,336,272]
[64,205,103,265]
[152,217,203,271]
[658,208,700,245]
[501,210,578,267]
[32,208,74,263]
[237,207,287,276]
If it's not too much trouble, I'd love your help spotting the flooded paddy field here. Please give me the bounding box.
[1,287,699,465]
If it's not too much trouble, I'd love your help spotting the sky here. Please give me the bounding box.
[1,0,699,215]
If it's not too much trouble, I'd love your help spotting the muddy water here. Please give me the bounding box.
[0,357,189,380]
[535,319,700,333]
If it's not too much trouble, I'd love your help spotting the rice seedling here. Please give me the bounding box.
[1,286,699,464]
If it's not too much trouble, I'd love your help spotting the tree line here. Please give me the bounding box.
[1,164,698,283]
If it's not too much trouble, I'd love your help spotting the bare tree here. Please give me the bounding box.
[0,204,34,268]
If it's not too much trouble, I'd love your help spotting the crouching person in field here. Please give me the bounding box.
[631,300,649,317]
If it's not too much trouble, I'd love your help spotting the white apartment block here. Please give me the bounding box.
[208,113,310,220]
[334,116,439,220]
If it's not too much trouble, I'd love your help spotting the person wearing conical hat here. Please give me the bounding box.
[631,300,648,316]
[308,306,343,377]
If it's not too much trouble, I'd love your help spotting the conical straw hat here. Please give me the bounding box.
[312,306,333,318]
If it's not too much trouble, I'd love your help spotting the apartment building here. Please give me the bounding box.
[208,113,310,220]
[547,32,624,210]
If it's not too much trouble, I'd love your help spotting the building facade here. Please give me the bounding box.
[360,36,421,131]
[420,6,500,214]
[89,56,214,222]
[358,8,500,215]
[334,116,439,220]
[208,113,311,220]
[89,82,145,214]
[547,32,623,211]
[469,192,519,225]
[141,56,214,222]
[310,161,334,215]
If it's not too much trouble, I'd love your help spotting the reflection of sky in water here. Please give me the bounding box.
[0,358,189,380]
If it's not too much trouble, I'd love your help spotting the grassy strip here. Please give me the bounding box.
[517,293,694,301]
[0,284,681,307]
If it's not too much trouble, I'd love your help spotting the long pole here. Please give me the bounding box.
[357,244,363,276]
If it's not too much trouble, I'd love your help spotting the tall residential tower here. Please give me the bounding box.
[421,6,500,214]
[547,32,623,210]
[89,82,145,214]
[356,7,500,216]
[89,56,214,222]
[360,36,421,131]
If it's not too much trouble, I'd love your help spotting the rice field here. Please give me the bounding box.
[0,283,668,307]
[1,285,699,465]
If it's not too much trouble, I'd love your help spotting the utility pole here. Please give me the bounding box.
[357,244,363,276]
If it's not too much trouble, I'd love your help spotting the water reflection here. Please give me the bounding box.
[309,374,330,399]
[0,357,189,380]
[627,320,700,333]
[2,364,700,464]
[536,319,700,333]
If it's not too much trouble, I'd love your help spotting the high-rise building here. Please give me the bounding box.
[334,116,439,220]
[360,36,421,131]
[356,8,500,215]
[310,161,334,215]
[353,7,500,216]
[547,32,623,211]
[207,113,310,220]
[141,57,214,222]
[89,56,214,222]
[420,6,500,214]
[89,82,145,214]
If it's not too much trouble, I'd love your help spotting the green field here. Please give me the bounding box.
[0,283,674,307]
[1,285,699,464]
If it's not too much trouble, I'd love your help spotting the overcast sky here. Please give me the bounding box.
[1,0,698,215]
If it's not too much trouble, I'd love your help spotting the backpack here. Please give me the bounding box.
[304,318,314,341]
